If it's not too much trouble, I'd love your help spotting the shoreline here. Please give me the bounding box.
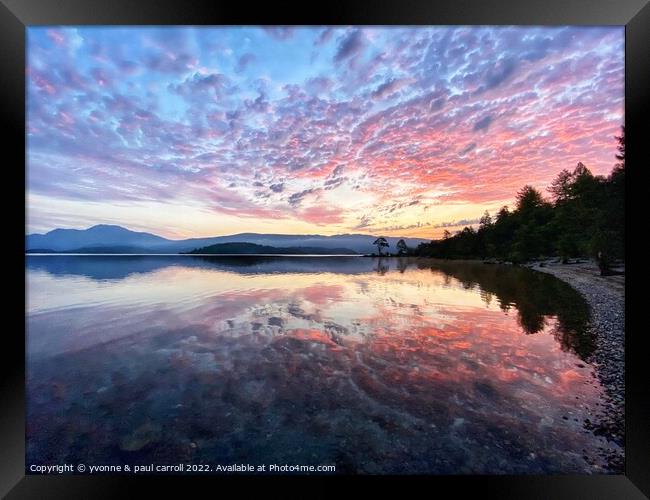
[527,259,625,472]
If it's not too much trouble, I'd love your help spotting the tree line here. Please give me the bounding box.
[411,127,625,272]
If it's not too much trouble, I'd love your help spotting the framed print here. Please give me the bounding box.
[1,0,648,497]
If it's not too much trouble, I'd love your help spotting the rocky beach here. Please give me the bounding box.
[529,260,625,472]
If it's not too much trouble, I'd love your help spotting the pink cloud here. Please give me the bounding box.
[299,205,344,225]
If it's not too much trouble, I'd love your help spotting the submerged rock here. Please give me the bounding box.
[119,422,162,452]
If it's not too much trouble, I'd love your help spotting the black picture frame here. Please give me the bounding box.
[2,0,648,497]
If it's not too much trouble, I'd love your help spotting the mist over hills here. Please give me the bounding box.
[26,224,430,254]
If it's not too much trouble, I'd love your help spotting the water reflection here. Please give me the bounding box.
[413,260,593,358]
[26,256,611,473]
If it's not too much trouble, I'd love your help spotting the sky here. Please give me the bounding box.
[26,26,624,239]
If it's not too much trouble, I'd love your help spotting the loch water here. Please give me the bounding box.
[26,255,619,473]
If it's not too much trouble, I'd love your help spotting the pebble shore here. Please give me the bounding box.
[528,260,625,472]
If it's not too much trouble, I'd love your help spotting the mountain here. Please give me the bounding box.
[25,224,430,254]
[186,242,358,255]
[26,225,169,252]
[26,245,162,254]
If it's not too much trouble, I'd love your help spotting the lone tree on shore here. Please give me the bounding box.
[373,237,389,255]
[396,239,408,255]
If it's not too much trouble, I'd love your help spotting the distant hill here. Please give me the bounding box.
[26,224,430,254]
[26,225,169,252]
[26,245,161,254]
[186,242,358,255]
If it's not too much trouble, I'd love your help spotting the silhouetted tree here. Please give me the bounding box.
[396,239,408,255]
[606,125,625,261]
[548,169,574,202]
[615,125,625,169]
[373,237,389,256]
[479,211,492,229]
[475,211,493,258]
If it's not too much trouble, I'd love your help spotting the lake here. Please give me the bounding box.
[25,255,619,474]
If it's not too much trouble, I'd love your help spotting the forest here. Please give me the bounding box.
[413,127,625,272]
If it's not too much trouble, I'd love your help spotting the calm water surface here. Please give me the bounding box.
[26,256,618,473]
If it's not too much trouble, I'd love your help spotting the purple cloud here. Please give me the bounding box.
[236,53,256,73]
[473,115,493,132]
[334,30,366,67]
